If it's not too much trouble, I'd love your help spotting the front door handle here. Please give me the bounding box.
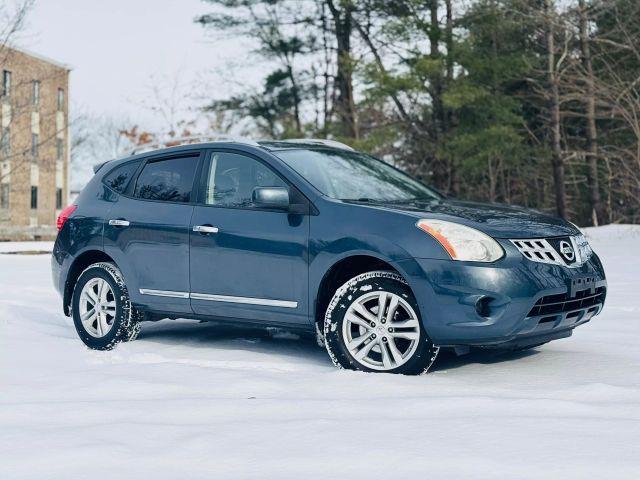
[193,225,219,234]
[109,219,130,227]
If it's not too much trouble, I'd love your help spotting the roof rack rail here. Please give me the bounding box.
[281,138,354,151]
[127,135,260,156]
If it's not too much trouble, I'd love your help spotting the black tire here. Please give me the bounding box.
[324,270,439,375]
[71,262,141,350]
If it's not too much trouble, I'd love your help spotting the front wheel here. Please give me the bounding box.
[71,262,140,350]
[324,271,439,375]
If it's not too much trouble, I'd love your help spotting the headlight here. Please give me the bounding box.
[416,219,504,262]
[574,233,593,262]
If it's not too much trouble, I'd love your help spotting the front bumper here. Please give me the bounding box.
[398,240,607,348]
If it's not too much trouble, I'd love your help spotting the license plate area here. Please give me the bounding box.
[569,275,597,297]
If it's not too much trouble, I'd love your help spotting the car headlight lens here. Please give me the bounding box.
[416,219,504,262]
[574,233,593,262]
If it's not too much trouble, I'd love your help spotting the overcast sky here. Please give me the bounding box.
[19,0,258,129]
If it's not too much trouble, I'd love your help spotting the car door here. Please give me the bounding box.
[189,150,309,325]
[104,152,202,314]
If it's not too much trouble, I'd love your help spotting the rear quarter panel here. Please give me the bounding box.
[52,180,114,300]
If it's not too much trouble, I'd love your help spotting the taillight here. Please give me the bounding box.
[57,204,77,231]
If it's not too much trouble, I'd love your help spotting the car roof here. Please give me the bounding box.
[94,139,355,173]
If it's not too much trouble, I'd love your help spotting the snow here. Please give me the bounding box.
[1,226,639,479]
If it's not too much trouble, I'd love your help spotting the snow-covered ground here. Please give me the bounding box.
[1,225,639,479]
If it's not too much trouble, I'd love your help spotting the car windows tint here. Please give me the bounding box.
[205,152,286,207]
[276,149,441,202]
[134,156,199,203]
[103,161,140,193]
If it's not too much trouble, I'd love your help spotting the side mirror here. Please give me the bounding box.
[252,187,290,210]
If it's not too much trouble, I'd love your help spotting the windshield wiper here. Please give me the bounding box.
[342,197,439,205]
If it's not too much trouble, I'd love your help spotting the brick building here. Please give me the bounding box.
[0,46,70,240]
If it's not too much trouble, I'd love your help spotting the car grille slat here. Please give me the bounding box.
[511,234,593,268]
[527,287,606,317]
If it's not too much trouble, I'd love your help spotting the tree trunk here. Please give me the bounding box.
[428,0,443,138]
[286,64,302,134]
[444,0,459,195]
[353,18,416,132]
[546,0,567,219]
[326,0,358,139]
[578,0,601,225]
[445,0,453,82]
[320,3,331,135]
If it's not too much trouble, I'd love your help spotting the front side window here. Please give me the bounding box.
[33,80,40,107]
[2,70,10,97]
[203,152,286,208]
[103,160,140,193]
[134,156,199,203]
[275,149,441,203]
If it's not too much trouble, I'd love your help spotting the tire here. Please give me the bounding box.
[71,262,141,350]
[324,270,439,375]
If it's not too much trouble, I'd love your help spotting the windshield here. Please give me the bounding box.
[275,149,441,202]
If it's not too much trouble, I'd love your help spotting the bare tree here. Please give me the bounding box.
[577,0,602,225]
[543,0,568,219]
[0,0,33,60]
[325,0,359,139]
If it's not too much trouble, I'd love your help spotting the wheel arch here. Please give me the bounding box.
[63,250,117,316]
[312,251,418,332]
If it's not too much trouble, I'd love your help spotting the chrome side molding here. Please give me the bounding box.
[139,289,297,308]
[139,289,190,299]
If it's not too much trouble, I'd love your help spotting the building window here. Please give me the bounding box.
[56,188,63,209]
[0,184,8,210]
[33,80,40,107]
[31,134,39,159]
[2,70,10,97]
[30,186,38,210]
[56,139,63,161]
[1,127,9,158]
[57,88,64,111]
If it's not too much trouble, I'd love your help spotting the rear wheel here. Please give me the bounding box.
[324,271,439,375]
[71,262,140,350]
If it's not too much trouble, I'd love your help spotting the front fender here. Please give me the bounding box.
[308,234,429,325]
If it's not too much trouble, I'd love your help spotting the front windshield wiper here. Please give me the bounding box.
[341,197,439,204]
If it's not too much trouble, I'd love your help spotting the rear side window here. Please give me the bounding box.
[134,156,199,203]
[103,161,140,193]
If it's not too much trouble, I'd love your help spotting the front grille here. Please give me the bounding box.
[511,234,593,268]
[527,286,606,317]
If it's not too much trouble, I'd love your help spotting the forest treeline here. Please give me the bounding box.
[197,0,640,226]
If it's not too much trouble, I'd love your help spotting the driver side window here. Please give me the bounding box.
[204,152,286,207]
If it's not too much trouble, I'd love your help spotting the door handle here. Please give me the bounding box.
[193,225,219,234]
[109,219,130,227]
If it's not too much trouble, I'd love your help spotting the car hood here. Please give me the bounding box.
[366,199,578,239]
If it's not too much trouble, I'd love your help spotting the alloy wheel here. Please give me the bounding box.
[341,291,421,371]
[79,278,117,338]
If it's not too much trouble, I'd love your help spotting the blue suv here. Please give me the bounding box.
[52,139,607,374]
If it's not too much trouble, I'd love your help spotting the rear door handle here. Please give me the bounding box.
[109,219,130,227]
[193,225,219,234]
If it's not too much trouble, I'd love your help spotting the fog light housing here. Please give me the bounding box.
[475,296,493,318]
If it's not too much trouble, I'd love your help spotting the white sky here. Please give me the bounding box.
[19,0,259,129]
